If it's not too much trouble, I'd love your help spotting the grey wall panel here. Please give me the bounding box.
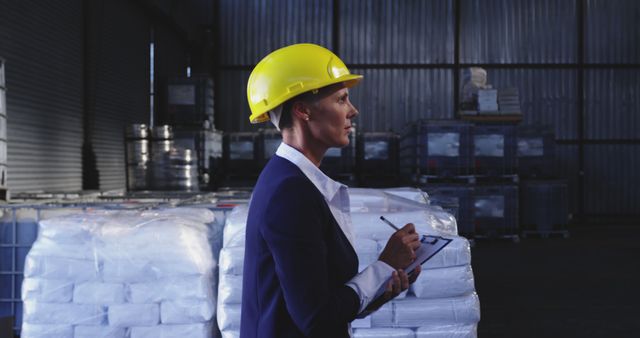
[554,144,580,216]
[460,0,577,63]
[216,68,453,133]
[584,145,640,215]
[155,22,189,126]
[585,0,640,64]
[479,69,578,139]
[219,0,333,65]
[584,69,640,139]
[349,68,453,132]
[340,0,454,64]
[0,0,84,192]
[91,0,151,190]
[217,70,253,132]
[156,24,189,80]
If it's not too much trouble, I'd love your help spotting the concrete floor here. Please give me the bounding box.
[473,225,640,338]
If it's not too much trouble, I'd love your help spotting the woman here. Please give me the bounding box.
[241,43,422,338]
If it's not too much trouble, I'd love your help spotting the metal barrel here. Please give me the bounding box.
[125,123,149,139]
[124,124,150,190]
[165,148,199,191]
[152,125,173,140]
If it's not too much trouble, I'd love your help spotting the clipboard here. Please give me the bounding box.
[405,235,452,275]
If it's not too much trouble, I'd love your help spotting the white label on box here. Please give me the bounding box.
[427,133,460,157]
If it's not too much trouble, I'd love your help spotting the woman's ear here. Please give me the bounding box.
[291,101,311,121]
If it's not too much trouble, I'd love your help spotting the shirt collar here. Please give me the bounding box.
[275,142,344,201]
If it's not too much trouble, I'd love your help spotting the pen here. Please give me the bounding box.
[379,216,400,231]
[380,216,437,245]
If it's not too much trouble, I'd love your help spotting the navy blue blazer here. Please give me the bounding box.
[240,155,360,338]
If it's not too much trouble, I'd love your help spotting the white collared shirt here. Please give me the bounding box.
[275,142,395,317]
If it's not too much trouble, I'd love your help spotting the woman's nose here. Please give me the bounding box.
[348,102,359,119]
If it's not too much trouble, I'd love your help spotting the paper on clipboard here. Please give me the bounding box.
[406,235,453,274]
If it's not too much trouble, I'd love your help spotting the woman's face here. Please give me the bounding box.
[306,85,359,149]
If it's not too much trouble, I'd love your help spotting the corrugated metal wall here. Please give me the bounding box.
[486,69,578,139]
[154,22,190,125]
[349,68,453,132]
[214,0,640,218]
[218,0,333,66]
[583,1,640,216]
[584,69,640,139]
[90,0,151,190]
[217,70,252,132]
[340,0,454,64]
[460,0,577,63]
[555,145,580,215]
[584,145,640,215]
[0,0,84,192]
[585,0,640,64]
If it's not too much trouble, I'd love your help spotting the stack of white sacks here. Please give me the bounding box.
[217,187,480,338]
[21,207,218,338]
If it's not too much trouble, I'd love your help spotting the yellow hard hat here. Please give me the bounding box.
[247,43,362,124]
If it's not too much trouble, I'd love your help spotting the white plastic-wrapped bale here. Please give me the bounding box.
[218,274,244,305]
[349,188,390,212]
[222,204,249,248]
[20,324,74,338]
[129,323,212,338]
[221,330,240,338]
[393,294,481,327]
[415,324,477,338]
[349,187,430,213]
[355,238,379,271]
[215,188,480,336]
[382,187,430,204]
[353,328,415,338]
[20,207,218,338]
[74,325,126,338]
[370,303,394,327]
[217,304,242,332]
[218,246,245,276]
[410,265,476,299]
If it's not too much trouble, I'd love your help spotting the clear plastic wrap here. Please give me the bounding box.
[218,247,245,276]
[221,330,240,338]
[393,294,481,327]
[21,207,218,338]
[382,187,430,204]
[218,274,243,305]
[410,265,475,299]
[222,204,249,248]
[355,238,380,268]
[20,323,73,338]
[415,324,477,338]
[349,187,429,213]
[160,299,215,324]
[129,323,212,338]
[353,328,415,338]
[217,304,241,331]
[370,303,394,327]
[74,325,126,338]
[216,188,480,336]
[349,188,390,212]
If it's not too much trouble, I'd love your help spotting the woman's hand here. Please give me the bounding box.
[378,223,421,270]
